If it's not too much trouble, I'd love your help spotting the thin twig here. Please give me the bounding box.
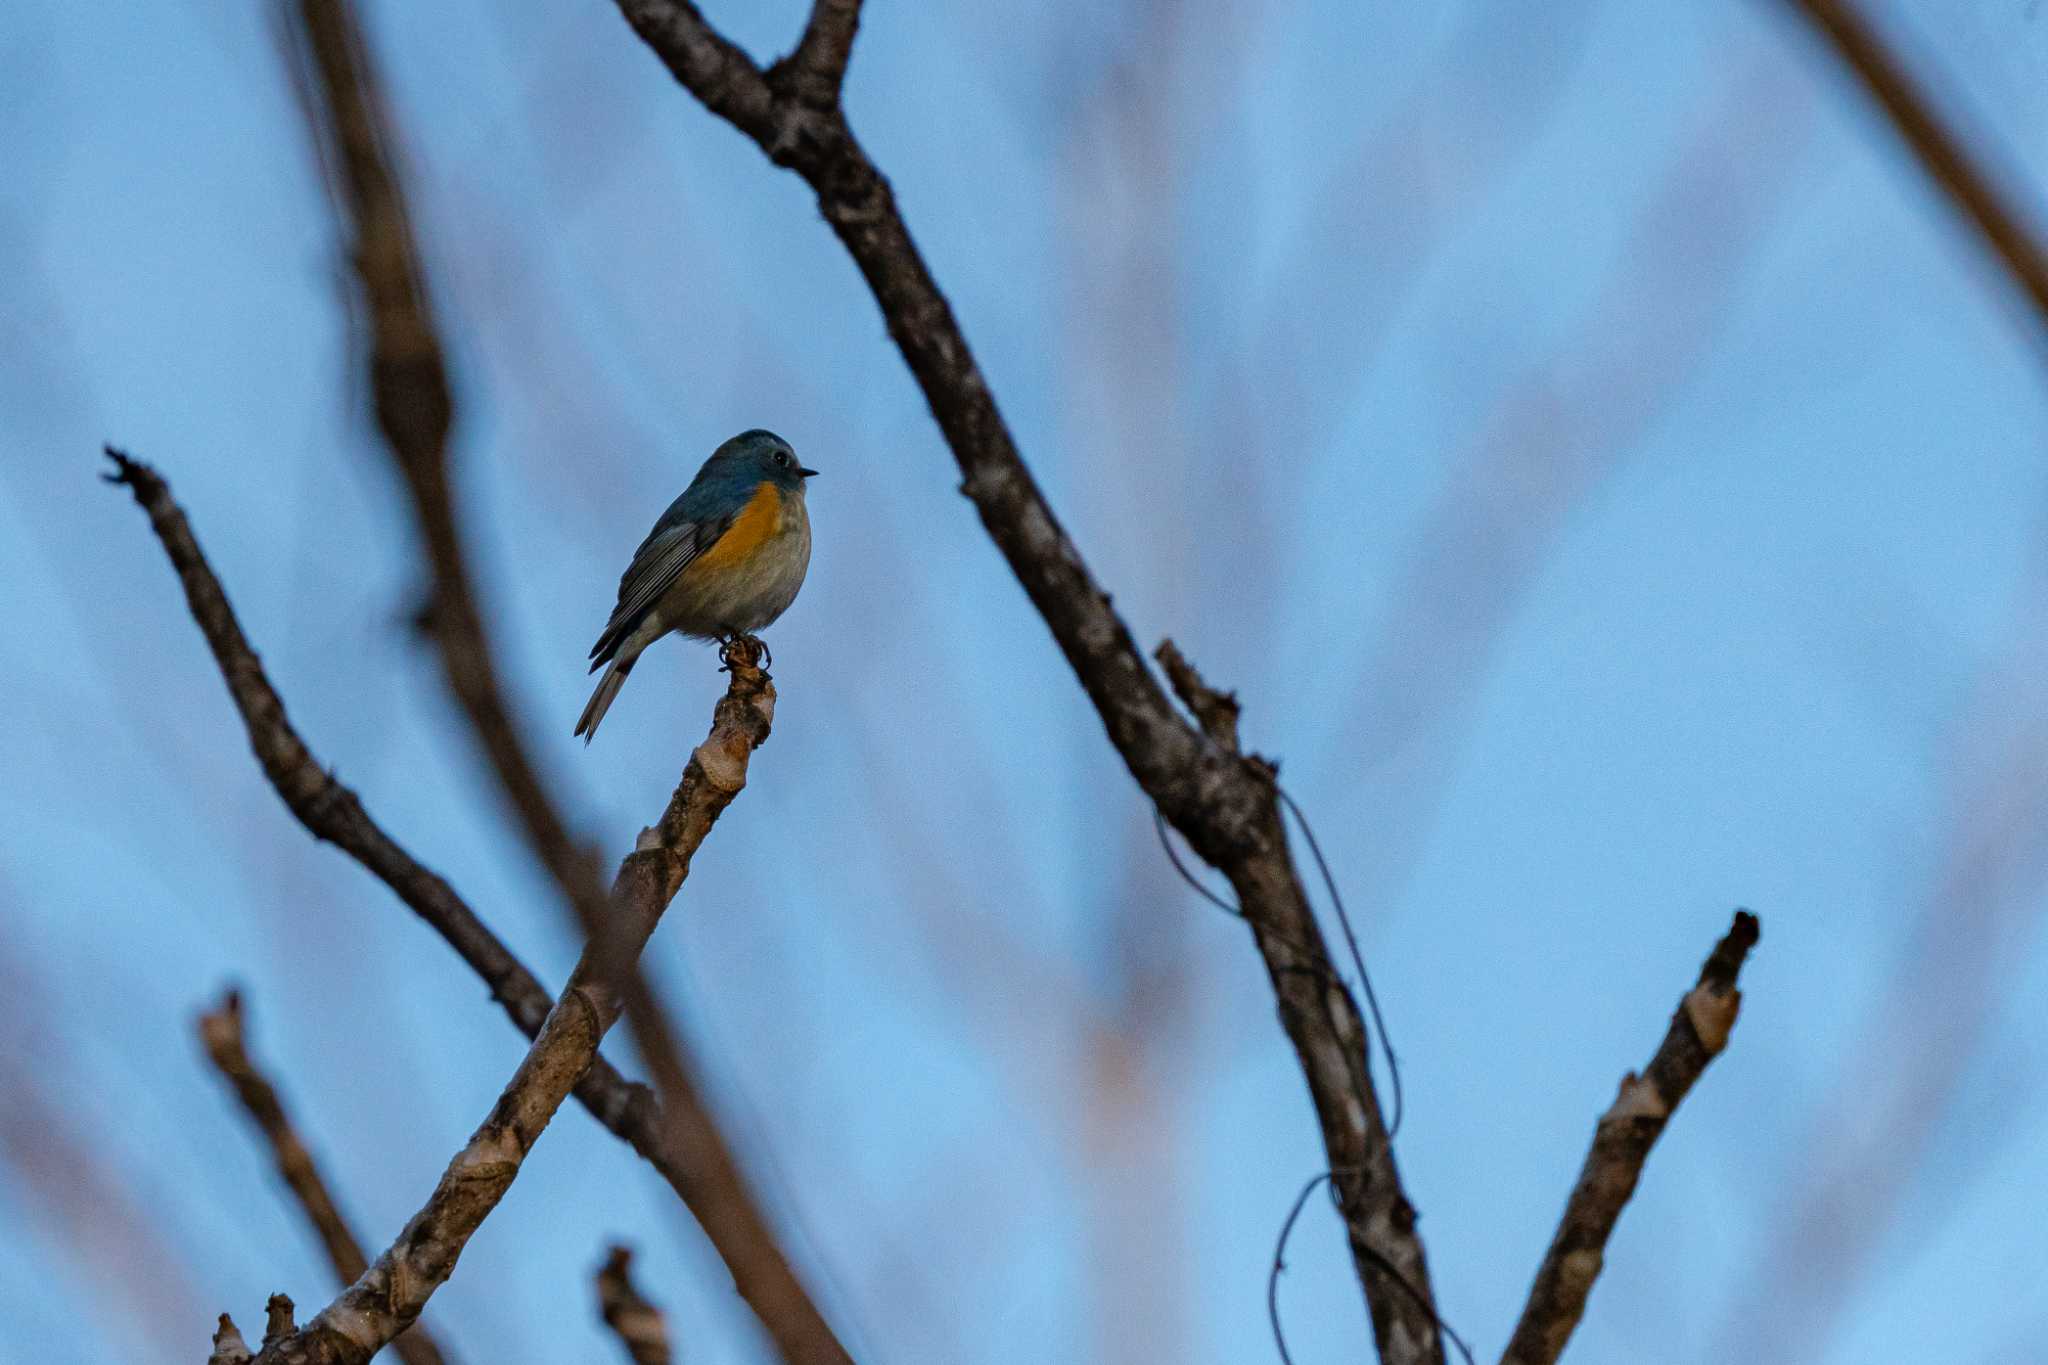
[1155,639,1241,752]
[209,1315,253,1365]
[281,8,853,1359]
[603,9,1444,1354]
[1784,0,2048,335]
[597,1246,673,1365]
[263,1297,298,1351]
[231,608,775,1365]
[1500,910,1762,1365]
[773,0,864,109]
[197,990,450,1365]
[104,448,689,1212]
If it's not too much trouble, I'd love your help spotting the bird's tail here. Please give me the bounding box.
[575,656,635,743]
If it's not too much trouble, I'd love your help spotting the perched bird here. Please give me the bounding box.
[576,429,816,741]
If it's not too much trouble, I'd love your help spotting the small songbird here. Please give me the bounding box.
[576,428,816,742]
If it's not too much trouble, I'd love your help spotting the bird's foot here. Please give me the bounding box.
[717,632,770,675]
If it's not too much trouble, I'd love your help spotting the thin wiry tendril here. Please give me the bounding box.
[1155,788,1446,1362]
[1153,808,1244,917]
[1154,790,1404,1137]
[1277,786,1403,1139]
[1268,1169,1476,1365]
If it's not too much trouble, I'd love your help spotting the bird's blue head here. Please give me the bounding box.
[704,428,817,495]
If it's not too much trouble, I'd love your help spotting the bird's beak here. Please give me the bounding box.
[797,466,820,478]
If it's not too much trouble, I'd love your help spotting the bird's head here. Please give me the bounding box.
[707,428,817,494]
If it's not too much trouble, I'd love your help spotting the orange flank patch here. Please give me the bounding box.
[691,482,784,573]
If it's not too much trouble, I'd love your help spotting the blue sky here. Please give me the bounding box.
[5,2,2048,1362]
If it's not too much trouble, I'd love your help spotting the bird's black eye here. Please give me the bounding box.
[774,451,789,467]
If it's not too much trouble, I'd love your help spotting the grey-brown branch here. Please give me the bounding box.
[198,991,450,1365]
[206,1296,299,1363]
[104,445,616,1072]
[604,4,1445,1357]
[101,450,835,1362]
[597,1246,673,1365]
[216,600,774,1364]
[1784,0,2048,337]
[104,446,733,1267]
[1500,910,1761,1365]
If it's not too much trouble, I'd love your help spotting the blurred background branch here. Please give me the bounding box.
[197,989,452,1365]
[596,1245,673,1365]
[1785,0,2048,336]
[282,0,603,937]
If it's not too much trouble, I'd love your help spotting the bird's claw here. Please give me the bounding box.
[717,633,771,675]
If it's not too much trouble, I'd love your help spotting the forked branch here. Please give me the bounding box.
[224,609,774,1364]
[103,449,834,1363]
[604,4,1443,1357]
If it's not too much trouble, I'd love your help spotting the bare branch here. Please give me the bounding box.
[197,993,365,1281]
[1784,0,2048,336]
[209,1316,253,1365]
[773,1,864,109]
[102,449,847,1365]
[238,626,775,1365]
[605,6,1444,1356]
[602,902,859,1365]
[263,1297,298,1352]
[1501,910,1762,1365]
[282,7,856,1359]
[105,447,635,1144]
[197,990,450,1365]
[597,1246,673,1365]
[0,914,213,1343]
[285,0,609,948]
[1154,639,1241,753]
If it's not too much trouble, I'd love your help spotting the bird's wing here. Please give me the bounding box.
[587,501,740,668]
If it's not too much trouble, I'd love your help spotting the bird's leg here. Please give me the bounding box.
[716,630,769,675]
